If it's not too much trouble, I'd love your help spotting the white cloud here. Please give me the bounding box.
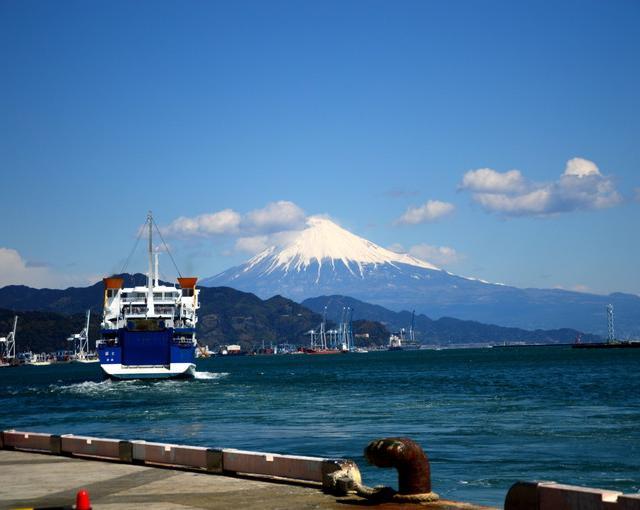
[162,209,241,237]
[553,283,592,294]
[162,201,306,240]
[563,157,601,177]
[408,244,462,266]
[472,188,552,216]
[0,248,95,289]
[461,168,526,193]
[571,284,591,293]
[388,242,461,267]
[387,243,405,253]
[235,236,270,254]
[161,201,309,257]
[243,201,306,233]
[460,157,622,217]
[396,200,455,225]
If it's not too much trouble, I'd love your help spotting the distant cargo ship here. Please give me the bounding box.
[573,341,640,349]
[97,212,200,380]
[388,310,420,351]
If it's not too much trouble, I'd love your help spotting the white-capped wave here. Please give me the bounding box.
[192,371,228,380]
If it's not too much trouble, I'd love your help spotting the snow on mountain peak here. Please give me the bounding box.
[245,216,439,276]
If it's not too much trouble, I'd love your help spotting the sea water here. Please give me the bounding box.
[1,346,638,506]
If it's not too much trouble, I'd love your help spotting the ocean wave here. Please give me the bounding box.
[192,371,228,380]
[46,373,230,396]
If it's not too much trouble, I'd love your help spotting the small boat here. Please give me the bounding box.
[219,344,247,356]
[303,347,341,355]
[573,341,640,349]
[75,355,100,363]
[97,212,200,380]
[388,310,420,351]
[29,353,52,366]
[54,350,73,363]
[388,332,404,351]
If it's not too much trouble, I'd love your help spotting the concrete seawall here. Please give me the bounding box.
[0,429,496,509]
[1,429,638,509]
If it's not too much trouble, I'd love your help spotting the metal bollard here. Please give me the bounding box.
[365,437,432,495]
[353,437,439,503]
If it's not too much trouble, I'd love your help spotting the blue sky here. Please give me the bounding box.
[1,0,639,294]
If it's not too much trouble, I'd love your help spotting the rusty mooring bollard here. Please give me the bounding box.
[354,437,439,503]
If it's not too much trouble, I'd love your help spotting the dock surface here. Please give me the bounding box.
[0,450,495,510]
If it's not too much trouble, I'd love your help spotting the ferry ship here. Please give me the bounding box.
[97,213,200,380]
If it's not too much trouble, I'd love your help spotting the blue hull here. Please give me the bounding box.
[98,327,196,379]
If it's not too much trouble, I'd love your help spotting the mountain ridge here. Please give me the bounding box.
[0,276,602,349]
[202,218,640,336]
[302,295,601,345]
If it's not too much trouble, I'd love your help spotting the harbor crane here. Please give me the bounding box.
[319,306,328,350]
[67,310,91,359]
[0,316,17,363]
[409,310,416,343]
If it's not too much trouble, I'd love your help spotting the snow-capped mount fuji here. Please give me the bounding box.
[203,216,449,298]
[239,216,438,278]
[202,217,640,336]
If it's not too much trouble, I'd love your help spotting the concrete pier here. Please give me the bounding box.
[0,449,340,509]
[0,450,495,509]
[4,430,637,509]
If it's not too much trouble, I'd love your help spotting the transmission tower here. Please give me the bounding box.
[607,304,615,343]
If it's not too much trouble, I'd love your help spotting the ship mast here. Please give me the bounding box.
[154,253,159,287]
[147,211,155,317]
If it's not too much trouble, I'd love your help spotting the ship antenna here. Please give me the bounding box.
[146,211,156,317]
[148,211,153,288]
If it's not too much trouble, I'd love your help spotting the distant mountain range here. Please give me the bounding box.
[0,274,601,351]
[303,295,600,345]
[203,217,640,336]
[0,275,321,352]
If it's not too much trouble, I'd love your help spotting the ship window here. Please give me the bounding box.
[127,319,165,332]
[183,288,194,297]
[107,289,117,298]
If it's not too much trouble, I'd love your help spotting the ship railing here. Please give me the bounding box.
[121,305,175,315]
[122,305,147,314]
[96,338,119,347]
[173,337,194,346]
[155,306,175,314]
[122,312,143,317]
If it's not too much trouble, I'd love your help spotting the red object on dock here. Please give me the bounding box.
[75,489,92,510]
